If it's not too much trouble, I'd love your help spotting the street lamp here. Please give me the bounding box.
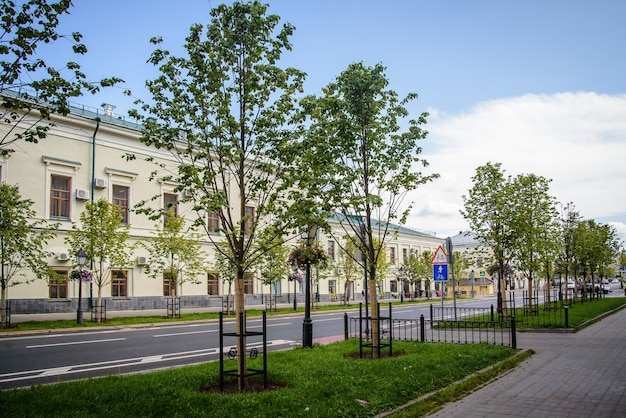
[302,224,318,348]
[398,266,405,303]
[75,248,87,325]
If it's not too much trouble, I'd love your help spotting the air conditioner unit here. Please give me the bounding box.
[57,252,70,261]
[76,189,90,200]
[136,256,149,265]
[94,178,108,189]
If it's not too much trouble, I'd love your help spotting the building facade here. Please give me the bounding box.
[1,102,445,315]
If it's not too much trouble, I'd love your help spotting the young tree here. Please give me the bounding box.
[256,230,291,312]
[401,252,420,299]
[0,0,122,155]
[508,173,559,312]
[213,242,236,315]
[452,251,471,293]
[461,162,515,314]
[417,250,434,298]
[297,62,438,358]
[337,236,359,305]
[130,1,306,389]
[557,202,581,302]
[65,199,133,322]
[0,183,57,324]
[140,209,207,318]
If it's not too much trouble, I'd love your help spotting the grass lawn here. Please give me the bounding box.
[561,296,626,327]
[0,339,522,417]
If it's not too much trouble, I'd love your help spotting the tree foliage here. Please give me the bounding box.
[461,162,516,311]
[507,173,559,307]
[131,1,305,388]
[0,0,122,155]
[295,61,438,356]
[140,209,207,316]
[337,236,359,305]
[0,183,57,322]
[256,229,291,311]
[65,199,133,321]
[571,219,620,297]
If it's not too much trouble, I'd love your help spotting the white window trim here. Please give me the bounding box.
[42,156,81,219]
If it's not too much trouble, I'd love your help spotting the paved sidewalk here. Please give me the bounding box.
[428,307,626,418]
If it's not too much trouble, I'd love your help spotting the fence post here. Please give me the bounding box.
[238,311,245,393]
[344,312,348,340]
[564,305,569,328]
[490,304,494,322]
[510,315,516,349]
[420,314,425,342]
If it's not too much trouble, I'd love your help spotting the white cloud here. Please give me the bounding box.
[406,92,626,246]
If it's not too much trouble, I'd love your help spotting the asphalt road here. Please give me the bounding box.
[1,288,620,390]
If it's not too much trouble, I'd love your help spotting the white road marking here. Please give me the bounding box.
[0,339,295,384]
[26,338,126,349]
[153,329,219,338]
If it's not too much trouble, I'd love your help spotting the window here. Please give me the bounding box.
[50,175,71,218]
[391,280,398,293]
[243,206,254,236]
[111,270,128,297]
[402,248,408,263]
[328,280,336,294]
[163,272,176,297]
[272,280,282,296]
[208,211,220,233]
[327,241,335,261]
[243,273,254,294]
[163,193,178,226]
[207,272,219,295]
[112,185,130,224]
[389,247,396,265]
[49,270,68,299]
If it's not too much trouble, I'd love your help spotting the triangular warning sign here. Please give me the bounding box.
[430,245,447,264]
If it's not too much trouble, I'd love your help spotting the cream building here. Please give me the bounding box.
[1,101,444,315]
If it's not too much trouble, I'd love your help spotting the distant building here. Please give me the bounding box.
[1,99,444,315]
[450,231,494,297]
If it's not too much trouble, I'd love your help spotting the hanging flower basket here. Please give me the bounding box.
[71,269,93,283]
[288,243,330,268]
[290,269,304,282]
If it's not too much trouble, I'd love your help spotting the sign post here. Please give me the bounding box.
[431,245,448,319]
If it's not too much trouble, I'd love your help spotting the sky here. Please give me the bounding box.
[46,0,626,245]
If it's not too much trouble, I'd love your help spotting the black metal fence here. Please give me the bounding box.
[346,303,516,350]
[219,311,267,393]
[167,297,181,319]
[90,302,107,322]
[222,295,235,314]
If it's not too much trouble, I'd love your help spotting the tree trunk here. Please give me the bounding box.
[0,283,7,326]
[368,270,380,359]
[96,286,103,323]
[235,271,246,391]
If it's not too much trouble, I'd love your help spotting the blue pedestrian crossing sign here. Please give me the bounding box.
[433,264,448,282]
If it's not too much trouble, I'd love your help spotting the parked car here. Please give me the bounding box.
[578,283,610,294]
